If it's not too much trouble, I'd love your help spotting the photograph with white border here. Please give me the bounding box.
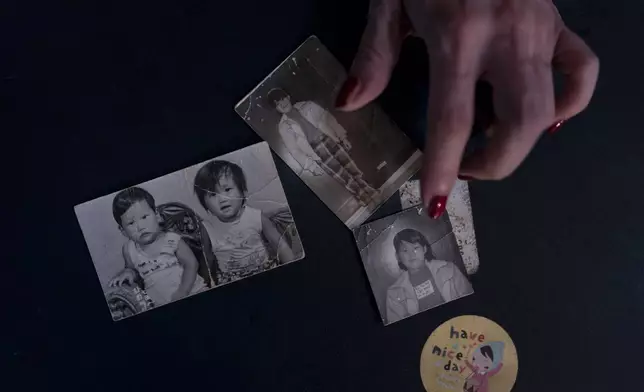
[75,142,304,321]
[235,36,422,229]
[353,207,473,325]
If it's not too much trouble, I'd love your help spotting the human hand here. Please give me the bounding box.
[342,138,353,151]
[108,269,136,287]
[335,0,599,218]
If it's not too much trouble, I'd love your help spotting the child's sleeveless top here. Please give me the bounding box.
[204,206,269,281]
[126,232,205,305]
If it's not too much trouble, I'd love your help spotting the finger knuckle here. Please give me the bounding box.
[452,12,486,42]
[431,4,484,48]
[356,42,388,67]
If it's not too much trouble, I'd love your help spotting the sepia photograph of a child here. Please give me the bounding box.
[235,36,422,228]
[75,142,304,320]
[353,207,473,325]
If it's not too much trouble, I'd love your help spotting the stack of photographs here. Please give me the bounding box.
[75,36,478,323]
[235,36,477,325]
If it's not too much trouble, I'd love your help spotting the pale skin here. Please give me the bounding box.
[108,200,199,301]
[337,0,600,206]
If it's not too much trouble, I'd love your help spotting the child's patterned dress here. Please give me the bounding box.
[204,206,273,284]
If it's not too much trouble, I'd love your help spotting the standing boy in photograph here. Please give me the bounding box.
[267,88,379,207]
[109,187,207,306]
[194,160,295,283]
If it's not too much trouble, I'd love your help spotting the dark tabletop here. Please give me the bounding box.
[8,0,644,390]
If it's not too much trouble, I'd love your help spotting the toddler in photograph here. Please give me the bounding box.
[108,187,207,305]
[194,160,294,283]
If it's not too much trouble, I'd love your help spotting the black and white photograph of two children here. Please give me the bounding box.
[235,36,422,228]
[353,207,474,325]
[74,142,304,321]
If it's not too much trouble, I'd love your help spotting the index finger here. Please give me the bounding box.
[421,58,478,218]
[419,11,488,218]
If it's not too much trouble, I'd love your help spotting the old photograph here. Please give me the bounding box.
[75,142,304,320]
[353,207,474,325]
[398,175,480,274]
[235,36,422,229]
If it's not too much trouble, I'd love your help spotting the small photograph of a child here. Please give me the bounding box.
[353,207,473,325]
[75,142,304,321]
[193,160,297,284]
[235,36,422,229]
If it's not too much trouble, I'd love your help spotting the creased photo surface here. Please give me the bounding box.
[353,207,473,325]
[236,36,421,228]
[75,142,304,320]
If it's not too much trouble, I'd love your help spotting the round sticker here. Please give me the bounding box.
[420,315,518,392]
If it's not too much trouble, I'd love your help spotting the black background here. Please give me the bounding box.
[7,0,644,390]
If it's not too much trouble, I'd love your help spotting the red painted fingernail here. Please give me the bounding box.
[458,175,474,181]
[335,76,359,108]
[428,195,448,219]
[547,120,565,134]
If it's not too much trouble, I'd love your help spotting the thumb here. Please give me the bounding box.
[335,0,407,111]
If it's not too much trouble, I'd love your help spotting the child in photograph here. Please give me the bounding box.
[194,160,295,283]
[463,342,505,392]
[386,229,472,323]
[267,88,379,207]
[108,187,207,306]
